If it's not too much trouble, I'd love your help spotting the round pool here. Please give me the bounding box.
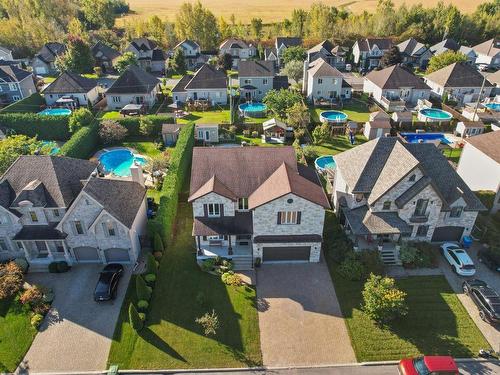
[320,110,348,123]
[38,108,72,116]
[418,108,453,122]
[485,103,500,112]
[98,149,146,177]
[239,102,267,118]
[315,155,336,171]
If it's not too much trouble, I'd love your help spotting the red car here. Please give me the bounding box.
[399,356,459,375]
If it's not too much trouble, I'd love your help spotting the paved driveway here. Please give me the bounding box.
[439,243,500,352]
[19,265,130,374]
[256,263,356,367]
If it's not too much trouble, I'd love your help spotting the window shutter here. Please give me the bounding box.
[277,212,281,224]
[220,204,224,217]
[297,211,301,224]
[203,204,208,216]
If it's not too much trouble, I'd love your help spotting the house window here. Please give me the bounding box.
[12,95,20,101]
[103,221,116,236]
[238,198,248,210]
[333,79,337,85]
[0,238,9,252]
[414,199,429,216]
[449,206,463,218]
[29,211,38,222]
[383,201,391,210]
[207,203,221,217]
[112,96,121,103]
[244,79,251,84]
[318,78,323,84]
[208,235,224,240]
[74,220,84,235]
[416,225,429,237]
[8,83,17,91]
[16,241,24,252]
[263,78,268,85]
[53,209,60,217]
[409,174,416,182]
[277,211,301,225]
[55,241,65,253]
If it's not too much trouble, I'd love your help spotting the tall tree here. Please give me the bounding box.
[281,60,304,83]
[250,18,263,40]
[175,1,219,50]
[216,53,233,72]
[306,2,338,39]
[263,89,302,120]
[290,9,308,37]
[426,51,467,73]
[55,35,94,74]
[115,52,138,73]
[380,45,402,68]
[281,46,306,65]
[80,0,115,29]
[170,48,186,75]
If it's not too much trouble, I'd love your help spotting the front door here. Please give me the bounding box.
[245,91,252,100]
[35,241,49,258]
[193,92,198,100]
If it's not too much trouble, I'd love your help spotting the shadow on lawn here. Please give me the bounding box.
[139,327,187,363]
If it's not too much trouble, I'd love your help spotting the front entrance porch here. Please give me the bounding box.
[18,239,72,269]
[348,233,401,265]
[195,235,253,270]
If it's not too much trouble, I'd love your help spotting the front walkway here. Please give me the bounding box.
[256,262,356,366]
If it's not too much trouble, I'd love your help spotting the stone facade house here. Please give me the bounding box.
[171,64,227,105]
[306,40,347,70]
[32,42,66,75]
[473,38,500,69]
[238,60,288,101]
[396,38,432,69]
[188,147,330,269]
[0,65,36,105]
[0,156,147,269]
[43,72,99,108]
[125,38,166,73]
[219,39,256,69]
[92,41,121,73]
[304,58,351,103]
[352,38,392,70]
[332,137,485,263]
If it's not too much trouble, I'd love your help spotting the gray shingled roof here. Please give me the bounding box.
[106,65,159,94]
[424,62,494,88]
[365,65,430,90]
[219,38,250,50]
[276,37,302,48]
[344,205,412,235]
[43,72,97,94]
[193,211,253,235]
[0,65,32,82]
[35,42,66,64]
[308,58,344,78]
[356,38,392,52]
[183,64,227,90]
[92,41,121,61]
[463,131,500,164]
[430,38,460,54]
[238,60,276,77]
[397,38,427,57]
[130,38,157,52]
[395,176,432,208]
[175,39,200,50]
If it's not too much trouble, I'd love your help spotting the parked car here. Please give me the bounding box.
[478,249,500,273]
[398,356,458,374]
[94,263,124,302]
[462,279,500,324]
[440,242,476,276]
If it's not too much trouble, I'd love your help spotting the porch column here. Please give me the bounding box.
[228,235,233,255]
[21,241,32,261]
[62,241,72,264]
[196,236,202,256]
[45,241,54,260]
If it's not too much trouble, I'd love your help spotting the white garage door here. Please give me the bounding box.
[73,246,100,262]
[104,248,130,263]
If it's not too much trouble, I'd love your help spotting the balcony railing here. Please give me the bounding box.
[410,214,429,223]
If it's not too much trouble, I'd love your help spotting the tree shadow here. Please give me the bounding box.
[138,327,187,363]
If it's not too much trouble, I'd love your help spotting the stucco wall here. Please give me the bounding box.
[307,75,343,100]
[457,143,500,192]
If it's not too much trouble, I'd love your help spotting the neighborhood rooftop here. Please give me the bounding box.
[465,130,500,164]
[366,65,430,89]
[43,71,97,94]
[106,65,159,94]
[424,62,494,87]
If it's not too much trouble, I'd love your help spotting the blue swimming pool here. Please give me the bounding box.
[485,103,500,112]
[418,108,453,121]
[38,108,72,116]
[320,110,348,123]
[315,155,336,171]
[98,149,146,177]
[401,132,453,145]
[239,102,267,117]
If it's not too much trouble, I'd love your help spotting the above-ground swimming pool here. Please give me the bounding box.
[485,103,500,112]
[401,132,453,145]
[315,155,336,171]
[38,108,72,116]
[320,110,348,123]
[98,149,146,177]
[239,102,267,117]
[418,108,453,122]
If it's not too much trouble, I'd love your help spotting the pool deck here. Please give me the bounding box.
[90,146,146,163]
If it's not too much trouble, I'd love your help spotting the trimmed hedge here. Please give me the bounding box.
[115,115,175,137]
[0,113,70,140]
[60,124,100,159]
[0,93,45,113]
[149,122,194,244]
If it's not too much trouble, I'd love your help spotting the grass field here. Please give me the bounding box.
[120,0,484,24]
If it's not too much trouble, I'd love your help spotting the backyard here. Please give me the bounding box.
[107,192,262,369]
[308,134,368,156]
[309,98,371,123]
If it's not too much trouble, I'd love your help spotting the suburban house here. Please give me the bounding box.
[458,46,478,65]
[331,137,485,264]
[238,60,288,101]
[195,124,219,143]
[173,39,205,70]
[455,121,485,138]
[264,48,278,68]
[188,146,330,269]
[92,41,121,73]
[0,65,36,105]
[473,38,500,69]
[219,38,256,69]
[275,37,302,67]
[42,72,99,108]
[32,42,66,75]
[306,40,347,70]
[487,69,500,95]
[363,111,392,140]
[125,38,166,73]
[262,118,292,144]
[0,46,13,61]
[161,123,185,146]
[396,38,432,69]
[304,58,351,103]
[171,64,228,105]
[429,38,460,56]
[423,62,494,105]
[352,38,392,70]
[457,131,500,214]
[0,155,147,267]
[106,65,160,110]
[363,65,431,111]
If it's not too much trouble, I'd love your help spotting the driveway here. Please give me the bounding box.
[19,265,130,374]
[256,262,356,367]
[439,243,500,352]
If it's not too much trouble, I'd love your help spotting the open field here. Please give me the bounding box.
[120,0,486,24]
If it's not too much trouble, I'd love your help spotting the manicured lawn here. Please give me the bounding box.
[442,147,462,164]
[101,111,121,119]
[328,264,490,361]
[0,298,37,373]
[308,134,368,156]
[177,110,231,124]
[82,73,100,79]
[107,197,262,369]
[121,139,164,158]
[234,134,280,147]
[309,99,371,123]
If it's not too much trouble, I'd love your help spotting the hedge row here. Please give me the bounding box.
[60,125,100,159]
[0,113,70,140]
[115,115,175,137]
[149,122,195,244]
[0,93,45,113]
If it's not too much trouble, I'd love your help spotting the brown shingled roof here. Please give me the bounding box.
[188,175,237,202]
[365,65,430,90]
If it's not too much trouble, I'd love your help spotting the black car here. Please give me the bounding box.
[462,279,500,324]
[94,264,124,302]
[478,249,500,273]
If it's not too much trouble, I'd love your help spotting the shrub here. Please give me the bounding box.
[0,113,70,140]
[242,129,250,136]
[195,310,219,336]
[359,250,384,276]
[69,108,94,133]
[31,313,44,329]
[128,303,144,331]
[302,145,318,163]
[99,119,128,144]
[60,124,99,159]
[221,271,242,286]
[144,273,156,285]
[19,285,44,306]
[399,242,438,268]
[13,258,29,273]
[145,253,158,275]
[42,289,55,304]
[399,243,419,265]
[115,115,174,137]
[153,232,164,252]
[136,275,152,301]
[33,303,51,315]
[362,273,408,324]
[251,130,258,138]
[137,299,149,312]
[201,258,216,272]
[139,116,156,137]
[338,256,364,281]
[0,262,23,299]
[153,251,163,260]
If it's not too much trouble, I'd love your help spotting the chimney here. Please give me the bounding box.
[130,163,145,187]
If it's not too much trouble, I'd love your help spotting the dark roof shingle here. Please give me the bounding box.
[106,65,159,94]
[43,72,97,94]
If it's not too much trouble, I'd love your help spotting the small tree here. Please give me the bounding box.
[115,52,138,74]
[147,153,170,183]
[262,89,302,119]
[55,35,95,73]
[154,232,165,252]
[139,116,156,137]
[0,262,24,300]
[281,60,304,83]
[136,275,152,301]
[380,45,402,68]
[362,273,408,324]
[312,123,330,144]
[170,48,186,75]
[196,310,219,336]
[145,253,158,275]
[128,303,144,331]
[287,102,309,130]
[98,120,128,145]
[426,51,467,74]
[69,108,94,133]
[281,46,306,65]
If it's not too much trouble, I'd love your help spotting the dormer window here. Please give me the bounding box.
[318,78,323,84]
[207,203,221,217]
[103,221,116,236]
[74,220,84,235]
[383,201,391,210]
[450,206,463,218]
[409,174,416,182]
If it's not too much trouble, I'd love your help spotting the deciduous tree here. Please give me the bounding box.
[362,273,408,323]
[281,60,304,83]
[69,108,94,133]
[115,52,138,74]
[98,120,128,145]
[281,46,306,65]
[262,89,302,120]
[426,50,467,73]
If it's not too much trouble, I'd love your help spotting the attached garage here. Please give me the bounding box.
[431,226,465,242]
[263,246,311,262]
[104,248,131,263]
[73,246,100,262]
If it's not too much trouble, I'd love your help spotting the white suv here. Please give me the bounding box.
[440,242,476,277]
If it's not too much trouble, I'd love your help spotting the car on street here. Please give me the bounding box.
[478,249,500,273]
[440,242,476,276]
[94,263,124,302]
[399,356,459,374]
[462,279,500,324]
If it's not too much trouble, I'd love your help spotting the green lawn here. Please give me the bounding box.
[309,99,371,123]
[442,147,462,164]
[101,111,121,119]
[121,139,163,158]
[107,197,262,369]
[177,110,231,125]
[0,298,37,372]
[328,264,490,361]
[308,134,368,156]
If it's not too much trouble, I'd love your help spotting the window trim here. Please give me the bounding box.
[278,211,300,225]
[74,220,84,235]
[238,198,248,210]
[207,203,221,217]
[382,201,391,210]
[449,206,463,218]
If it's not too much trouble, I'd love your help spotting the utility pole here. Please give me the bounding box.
[229,74,234,125]
[472,73,488,122]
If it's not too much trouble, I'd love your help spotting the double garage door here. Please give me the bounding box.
[431,226,465,242]
[72,246,130,263]
[262,246,311,262]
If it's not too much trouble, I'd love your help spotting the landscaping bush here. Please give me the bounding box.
[68,108,94,133]
[145,253,158,275]
[338,255,364,281]
[0,93,45,113]
[30,313,44,329]
[201,258,217,272]
[153,232,164,252]
[153,251,163,260]
[399,242,438,268]
[136,275,152,301]
[19,285,44,306]
[99,119,128,144]
[60,124,100,159]
[359,250,384,276]
[221,271,242,286]
[115,115,174,137]
[144,273,156,286]
[475,190,496,211]
[0,113,70,140]
[48,261,70,273]
[13,258,29,273]
[32,303,51,315]
[0,262,23,299]
[196,310,219,336]
[242,129,250,136]
[128,303,144,331]
[137,299,149,312]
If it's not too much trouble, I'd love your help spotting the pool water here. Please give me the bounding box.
[401,132,453,145]
[320,110,348,122]
[419,108,452,120]
[38,108,72,116]
[239,102,267,113]
[98,149,146,177]
[315,155,336,170]
[485,103,500,112]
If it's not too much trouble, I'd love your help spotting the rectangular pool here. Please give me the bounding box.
[401,132,453,145]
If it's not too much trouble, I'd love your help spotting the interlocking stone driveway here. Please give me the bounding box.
[18,265,130,374]
[256,262,356,366]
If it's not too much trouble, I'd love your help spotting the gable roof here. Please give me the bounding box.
[219,38,250,50]
[129,38,157,52]
[0,65,32,83]
[276,37,302,48]
[43,71,97,94]
[370,110,391,121]
[183,64,227,90]
[308,58,343,78]
[263,118,288,131]
[366,65,430,89]
[472,38,500,57]
[188,175,237,202]
[264,48,277,59]
[92,41,121,61]
[424,62,494,88]
[238,60,276,77]
[175,39,200,50]
[397,38,427,57]
[308,40,336,55]
[459,46,477,57]
[430,38,460,54]
[355,38,392,52]
[486,69,500,86]
[35,42,66,64]
[106,65,159,94]
[465,131,500,164]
